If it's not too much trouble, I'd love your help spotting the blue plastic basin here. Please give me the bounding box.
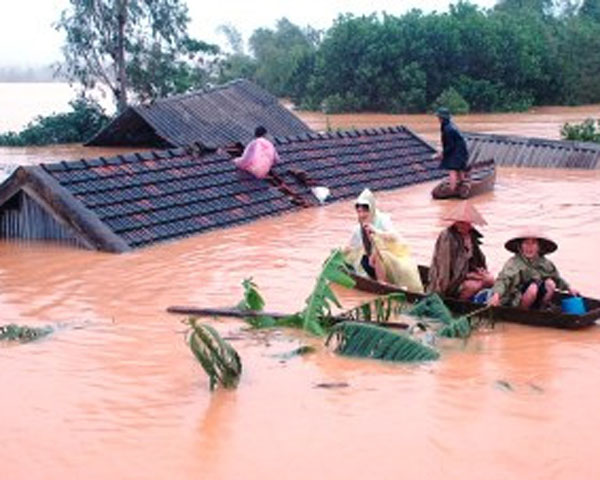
[561,296,587,315]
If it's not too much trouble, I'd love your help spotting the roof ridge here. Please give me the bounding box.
[134,79,262,109]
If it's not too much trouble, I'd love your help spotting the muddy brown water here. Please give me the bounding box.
[1,100,600,479]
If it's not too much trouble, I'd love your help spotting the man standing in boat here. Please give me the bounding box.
[433,107,469,194]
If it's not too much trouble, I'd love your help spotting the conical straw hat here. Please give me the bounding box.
[505,227,557,255]
[442,201,487,226]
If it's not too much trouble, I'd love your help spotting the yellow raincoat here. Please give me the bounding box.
[343,189,424,293]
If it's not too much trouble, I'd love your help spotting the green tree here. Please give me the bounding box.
[579,0,600,21]
[494,0,556,15]
[56,0,218,112]
[216,24,257,84]
[0,97,109,146]
[249,18,319,98]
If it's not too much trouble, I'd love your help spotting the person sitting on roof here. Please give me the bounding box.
[487,228,579,309]
[433,107,469,194]
[342,188,424,293]
[233,126,280,179]
[427,201,494,300]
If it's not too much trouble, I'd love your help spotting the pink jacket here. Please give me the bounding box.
[234,137,280,178]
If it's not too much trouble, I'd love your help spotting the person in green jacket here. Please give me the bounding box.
[488,229,579,309]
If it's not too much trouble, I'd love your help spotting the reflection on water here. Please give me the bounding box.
[1,164,600,479]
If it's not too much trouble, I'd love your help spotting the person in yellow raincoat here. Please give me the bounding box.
[343,188,424,293]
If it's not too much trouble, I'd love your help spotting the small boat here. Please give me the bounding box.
[350,265,600,330]
[431,159,496,199]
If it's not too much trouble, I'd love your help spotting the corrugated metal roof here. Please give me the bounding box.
[465,132,600,169]
[86,79,312,148]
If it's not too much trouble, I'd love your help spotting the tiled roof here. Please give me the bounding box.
[272,126,441,203]
[86,79,312,148]
[40,148,295,249]
[465,132,600,169]
[0,126,442,252]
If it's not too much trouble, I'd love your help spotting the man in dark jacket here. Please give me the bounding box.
[433,107,469,194]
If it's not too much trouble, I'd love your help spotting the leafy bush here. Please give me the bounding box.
[321,92,367,114]
[432,87,470,115]
[0,97,109,146]
[561,119,600,143]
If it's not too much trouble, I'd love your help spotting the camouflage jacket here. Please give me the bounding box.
[492,254,569,306]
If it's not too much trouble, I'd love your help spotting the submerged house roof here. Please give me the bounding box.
[86,79,313,148]
[0,126,442,252]
[465,132,600,169]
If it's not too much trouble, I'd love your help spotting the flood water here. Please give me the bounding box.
[1,84,600,479]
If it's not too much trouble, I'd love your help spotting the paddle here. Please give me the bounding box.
[166,306,410,330]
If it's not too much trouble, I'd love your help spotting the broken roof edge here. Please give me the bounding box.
[0,166,131,253]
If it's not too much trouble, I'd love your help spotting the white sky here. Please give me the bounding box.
[0,0,497,67]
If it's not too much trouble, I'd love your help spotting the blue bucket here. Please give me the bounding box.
[561,296,587,315]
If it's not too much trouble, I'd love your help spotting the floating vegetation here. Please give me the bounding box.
[342,292,408,324]
[238,277,266,312]
[326,321,440,362]
[408,293,454,324]
[185,318,242,391]
[407,293,473,339]
[296,249,355,335]
[0,324,53,343]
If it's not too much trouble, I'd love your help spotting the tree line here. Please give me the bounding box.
[222,0,600,114]
[2,0,600,146]
[52,0,600,115]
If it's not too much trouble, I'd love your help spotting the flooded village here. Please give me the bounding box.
[2,1,600,479]
[0,78,598,479]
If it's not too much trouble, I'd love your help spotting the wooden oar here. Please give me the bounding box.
[166,306,409,330]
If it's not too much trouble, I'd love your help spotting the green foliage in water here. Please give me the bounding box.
[342,293,408,324]
[236,277,278,328]
[408,294,455,324]
[326,321,439,362]
[561,118,600,144]
[0,97,109,146]
[185,318,242,391]
[236,250,355,336]
[296,249,355,335]
[437,317,472,339]
[407,294,472,339]
[237,277,266,311]
[0,324,53,343]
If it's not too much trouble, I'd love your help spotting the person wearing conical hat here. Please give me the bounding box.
[427,201,494,300]
[343,188,424,292]
[433,107,469,194]
[488,228,579,309]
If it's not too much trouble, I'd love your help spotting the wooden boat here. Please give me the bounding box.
[350,265,600,330]
[431,159,496,199]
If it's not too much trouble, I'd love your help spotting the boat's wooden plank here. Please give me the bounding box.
[350,271,599,330]
[431,160,496,199]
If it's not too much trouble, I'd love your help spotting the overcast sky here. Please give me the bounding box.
[0,0,497,67]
